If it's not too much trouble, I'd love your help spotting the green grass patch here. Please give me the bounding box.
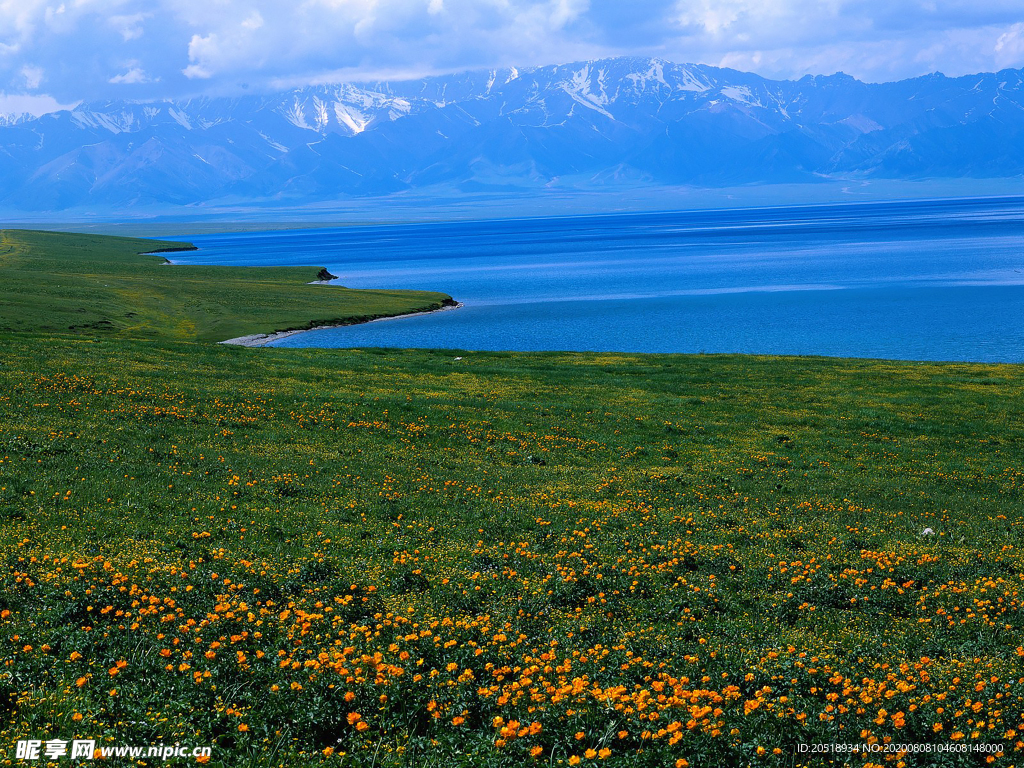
[0,334,1021,766]
[0,229,453,342]
[0,229,1021,766]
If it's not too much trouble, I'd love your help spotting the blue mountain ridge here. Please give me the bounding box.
[1,57,1022,211]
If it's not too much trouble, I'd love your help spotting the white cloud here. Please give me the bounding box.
[2,0,1024,102]
[108,12,148,41]
[180,8,274,79]
[995,22,1024,69]
[182,64,212,79]
[20,64,44,89]
[241,11,263,30]
[109,62,154,83]
[43,3,67,28]
[0,91,78,116]
[549,0,588,30]
[0,0,48,55]
[183,32,219,78]
[675,0,745,36]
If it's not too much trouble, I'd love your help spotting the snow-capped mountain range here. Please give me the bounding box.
[2,57,1023,211]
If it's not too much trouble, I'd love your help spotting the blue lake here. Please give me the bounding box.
[164,197,1024,362]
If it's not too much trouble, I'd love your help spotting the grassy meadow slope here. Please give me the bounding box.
[0,231,1022,766]
[0,230,452,342]
[0,336,1022,766]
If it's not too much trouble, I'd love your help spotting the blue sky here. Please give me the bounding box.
[2,0,1023,115]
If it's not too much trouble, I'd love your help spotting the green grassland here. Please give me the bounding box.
[0,232,1022,767]
[0,230,452,342]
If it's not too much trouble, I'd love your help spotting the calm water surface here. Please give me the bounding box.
[164,197,1024,361]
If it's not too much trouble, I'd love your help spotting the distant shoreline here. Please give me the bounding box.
[219,300,463,347]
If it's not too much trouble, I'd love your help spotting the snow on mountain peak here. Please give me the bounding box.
[334,103,368,135]
[560,65,616,120]
[3,57,1024,212]
[168,107,193,130]
[647,59,667,86]
[284,98,312,130]
[312,97,330,131]
[70,108,138,134]
[719,85,761,107]
[0,112,32,126]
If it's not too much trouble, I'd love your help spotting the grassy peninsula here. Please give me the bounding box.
[0,230,453,342]
[0,232,1022,767]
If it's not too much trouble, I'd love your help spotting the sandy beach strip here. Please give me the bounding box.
[219,301,464,347]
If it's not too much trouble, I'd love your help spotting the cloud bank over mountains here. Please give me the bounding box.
[1,0,1023,115]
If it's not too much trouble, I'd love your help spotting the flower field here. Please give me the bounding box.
[1,336,1022,766]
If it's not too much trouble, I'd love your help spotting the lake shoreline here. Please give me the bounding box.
[175,197,1024,361]
[219,299,464,347]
